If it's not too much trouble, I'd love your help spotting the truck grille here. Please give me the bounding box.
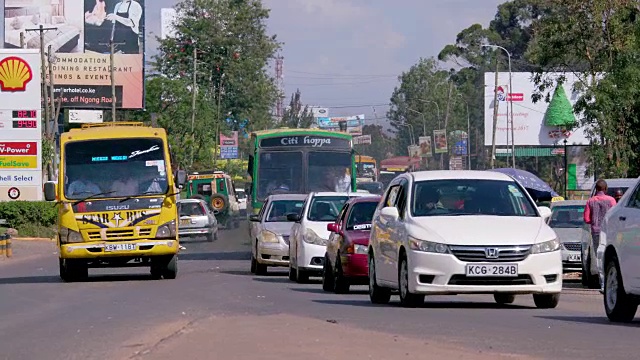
[563,242,581,251]
[86,227,153,241]
[449,245,531,262]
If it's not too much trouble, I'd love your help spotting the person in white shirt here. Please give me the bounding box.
[106,0,143,54]
[67,173,101,198]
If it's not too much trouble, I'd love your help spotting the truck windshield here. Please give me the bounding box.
[64,138,168,200]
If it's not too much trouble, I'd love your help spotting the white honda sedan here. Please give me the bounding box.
[368,170,562,308]
[288,191,370,283]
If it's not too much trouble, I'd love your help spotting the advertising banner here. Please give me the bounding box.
[69,109,104,123]
[484,72,590,146]
[220,131,238,159]
[0,49,42,201]
[417,136,432,157]
[4,0,146,109]
[317,114,364,135]
[433,130,448,154]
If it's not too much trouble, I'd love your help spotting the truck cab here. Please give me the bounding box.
[185,171,241,228]
[43,122,187,282]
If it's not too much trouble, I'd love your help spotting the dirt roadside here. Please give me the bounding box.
[123,314,538,360]
[0,238,56,266]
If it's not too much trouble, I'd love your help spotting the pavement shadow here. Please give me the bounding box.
[0,273,152,284]
[313,298,531,309]
[179,251,250,261]
[252,277,291,284]
[290,287,369,295]
[0,275,61,284]
[535,315,640,327]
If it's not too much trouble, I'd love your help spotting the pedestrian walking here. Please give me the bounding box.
[584,179,617,284]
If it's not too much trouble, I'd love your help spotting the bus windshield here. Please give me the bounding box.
[64,138,168,200]
[256,150,352,199]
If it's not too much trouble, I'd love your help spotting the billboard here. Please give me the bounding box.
[161,8,177,40]
[0,49,43,201]
[310,107,329,118]
[417,136,432,157]
[484,72,590,146]
[220,131,238,159]
[433,130,447,154]
[3,0,145,109]
[317,114,364,135]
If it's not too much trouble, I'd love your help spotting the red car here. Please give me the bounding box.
[322,195,381,293]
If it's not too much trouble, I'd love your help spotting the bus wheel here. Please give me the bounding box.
[152,255,177,279]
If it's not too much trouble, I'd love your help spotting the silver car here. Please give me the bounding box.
[248,194,306,275]
[548,200,588,272]
[178,199,218,242]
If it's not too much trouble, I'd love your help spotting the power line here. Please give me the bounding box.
[287,69,398,77]
[323,103,390,109]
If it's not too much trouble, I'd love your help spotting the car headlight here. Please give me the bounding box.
[409,236,450,254]
[531,238,560,254]
[259,230,279,243]
[350,244,368,254]
[303,228,327,246]
[59,227,83,243]
[156,220,176,239]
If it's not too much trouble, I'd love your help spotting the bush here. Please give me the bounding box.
[0,201,57,237]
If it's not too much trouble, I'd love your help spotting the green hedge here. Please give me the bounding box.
[0,201,57,237]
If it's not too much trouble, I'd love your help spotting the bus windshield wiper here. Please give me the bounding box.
[72,191,116,206]
[118,189,166,203]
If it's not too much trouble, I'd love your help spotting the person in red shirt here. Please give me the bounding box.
[584,179,617,254]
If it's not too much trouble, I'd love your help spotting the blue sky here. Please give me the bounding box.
[1,0,506,122]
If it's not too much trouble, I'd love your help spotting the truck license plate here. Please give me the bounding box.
[465,264,518,277]
[105,243,137,252]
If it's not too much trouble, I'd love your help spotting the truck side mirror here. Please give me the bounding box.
[44,181,57,201]
[175,170,187,189]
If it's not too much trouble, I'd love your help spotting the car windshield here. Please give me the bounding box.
[307,196,349,222]
[64,138,168,200]
[308,151,352,193]
[549,205,585,228]
[346,201,379,230]
[257,151,303,199]
[179,202,206,217]
[412,179,538,217]
[236,190,246,199]
[266,200,304,222]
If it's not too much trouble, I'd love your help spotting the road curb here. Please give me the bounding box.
[13,237,55,242]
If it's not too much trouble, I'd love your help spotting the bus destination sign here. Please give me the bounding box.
[260,135,351,149]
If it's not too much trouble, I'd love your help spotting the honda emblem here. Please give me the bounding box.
[485,248,499,259]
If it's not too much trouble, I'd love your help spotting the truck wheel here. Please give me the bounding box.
[210,194,229,213]
[163,255,178,279]
[152,255,177,280]
[62,259,88,282]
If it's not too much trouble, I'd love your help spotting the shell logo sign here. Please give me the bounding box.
[0,56,33,92]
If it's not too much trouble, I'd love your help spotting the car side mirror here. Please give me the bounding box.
[380,206,399,221]
[327,223,339,233]
[249,214,260,222]
[538,206,552,220]
[174,170,187,189]
[287,213,301,222]
[43,181,57,201]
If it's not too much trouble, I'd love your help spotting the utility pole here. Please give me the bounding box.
[490,60,500,169]
[25,25,57,135]
[442,81,453,170]
[190,46,197,167]
[20,32,25,48]
[47,45,56,132]
[99,40,125,121]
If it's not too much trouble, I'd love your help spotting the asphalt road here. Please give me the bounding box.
[0,223,638,360]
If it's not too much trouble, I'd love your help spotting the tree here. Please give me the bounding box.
[282,89,314,128]
[356,124,393,162]
[150,0,281,170]
[526,0,640,177]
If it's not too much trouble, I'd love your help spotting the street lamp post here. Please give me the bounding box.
[564,138,568,199]
[482,44,515,168]
[455,94,471,170]
[417,99,441,132]
[408,108,427,137]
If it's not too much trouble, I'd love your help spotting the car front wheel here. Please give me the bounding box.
[604,255,638,322]
[398,255,424,308]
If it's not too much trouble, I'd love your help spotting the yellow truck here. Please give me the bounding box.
[43,122,187,282]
